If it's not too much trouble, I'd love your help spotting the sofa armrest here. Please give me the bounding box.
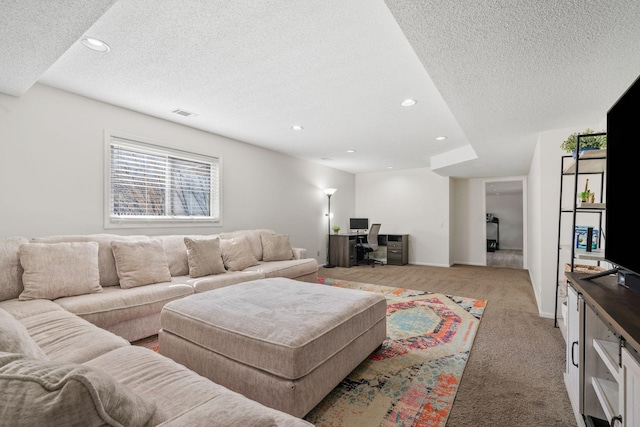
[292,247,306,260]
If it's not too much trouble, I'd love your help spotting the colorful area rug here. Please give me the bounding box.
[304,277,487,427]
[132,278,486,426]
[132,335,159,352]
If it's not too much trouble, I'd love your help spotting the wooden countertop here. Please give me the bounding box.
[566,272,640,355]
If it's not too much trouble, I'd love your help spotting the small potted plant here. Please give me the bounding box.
[580,191,590,202]
[560,128,606,157]
[332,225,340,234]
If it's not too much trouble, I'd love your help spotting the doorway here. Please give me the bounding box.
[485,179,525,269]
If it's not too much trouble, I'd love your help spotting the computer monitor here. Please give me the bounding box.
[349,218,369,231]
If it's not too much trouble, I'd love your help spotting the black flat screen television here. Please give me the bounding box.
[591,74,640,289]
[350,218,369,231]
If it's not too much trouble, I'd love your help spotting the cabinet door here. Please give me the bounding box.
[566,285,583,413]
[622,347,640,427]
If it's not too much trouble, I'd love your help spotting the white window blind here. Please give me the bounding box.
[106,133,220,226]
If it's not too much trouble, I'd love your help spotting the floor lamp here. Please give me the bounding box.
[324,187,337,268]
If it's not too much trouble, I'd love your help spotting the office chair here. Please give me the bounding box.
[358,223,383,267]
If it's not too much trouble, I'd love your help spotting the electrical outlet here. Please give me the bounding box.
[317,250,320,256]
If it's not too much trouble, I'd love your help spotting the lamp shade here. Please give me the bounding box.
[324,188,337,196]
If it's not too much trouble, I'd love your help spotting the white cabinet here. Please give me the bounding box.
[565,285,583,419]
[565,272,640,426]
[622,347,640,427]
[583,301,621,423]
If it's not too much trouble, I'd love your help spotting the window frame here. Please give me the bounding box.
[104,130,223,228]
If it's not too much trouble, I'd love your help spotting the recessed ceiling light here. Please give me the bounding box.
[435,136,447,141]
[346,149,356,153]
[291,125,303,131]
[401,99,417,107]
[81,37,110,52]
[387,166,394,169]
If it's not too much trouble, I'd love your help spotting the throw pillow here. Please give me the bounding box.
[219,235,259,271]
[184,237,226,278]
[111,239,172,289]
[0,352,159,427]
[19,242,102,301]
[0,237,29,301]
[260,232,293,261]
[0,309,48,360]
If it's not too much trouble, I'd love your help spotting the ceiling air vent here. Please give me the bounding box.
[172,108,198,117]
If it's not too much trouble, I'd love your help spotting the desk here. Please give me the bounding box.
[329,233,409,267]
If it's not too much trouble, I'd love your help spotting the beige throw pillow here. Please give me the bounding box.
[0,237,29,301]
[219,236,259,271]
[0,352,160,427]
[260,232,293,261]
[111,240,172,289]
[19,242,102,301]
[184,237,226,278]
[0,309,48,360]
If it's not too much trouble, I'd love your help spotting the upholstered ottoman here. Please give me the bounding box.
[158,277,387,417]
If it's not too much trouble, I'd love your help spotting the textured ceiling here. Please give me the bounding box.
[1,0,639,177]
[0,0,116,96]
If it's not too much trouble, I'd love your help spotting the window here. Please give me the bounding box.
[105,131,221,227]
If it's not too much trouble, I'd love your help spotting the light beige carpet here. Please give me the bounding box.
[320,264,576,426]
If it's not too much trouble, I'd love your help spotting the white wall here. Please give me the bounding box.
[0,84,355,263]
[0,84,611,318]
[355,168,450,267]
[486,193,523,250]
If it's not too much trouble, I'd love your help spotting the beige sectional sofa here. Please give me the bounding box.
[0,229,318,426]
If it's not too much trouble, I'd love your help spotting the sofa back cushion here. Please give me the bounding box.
[0,237,28,302]
[19,242,103,301]
[0,352,160,427]
[157,234,214,277]
[219,229,275,261]
[31,234,149,287]
[0,309,48,360]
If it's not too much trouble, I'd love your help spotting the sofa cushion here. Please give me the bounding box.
[83,346,310,426]
[20,310,130,364]
[0,352,160,427]
[220,235,259,271]
[184,237,226,278]
[0,309,48,360]
[19,242,102,301]
[261,232,294,261]
[30,234,150,288]
[54,279,194,332]
[0,237,29,302]
[186,270,265,293]
[243,258,319,281]
[111,239,172,288]
[0,299,64,321]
